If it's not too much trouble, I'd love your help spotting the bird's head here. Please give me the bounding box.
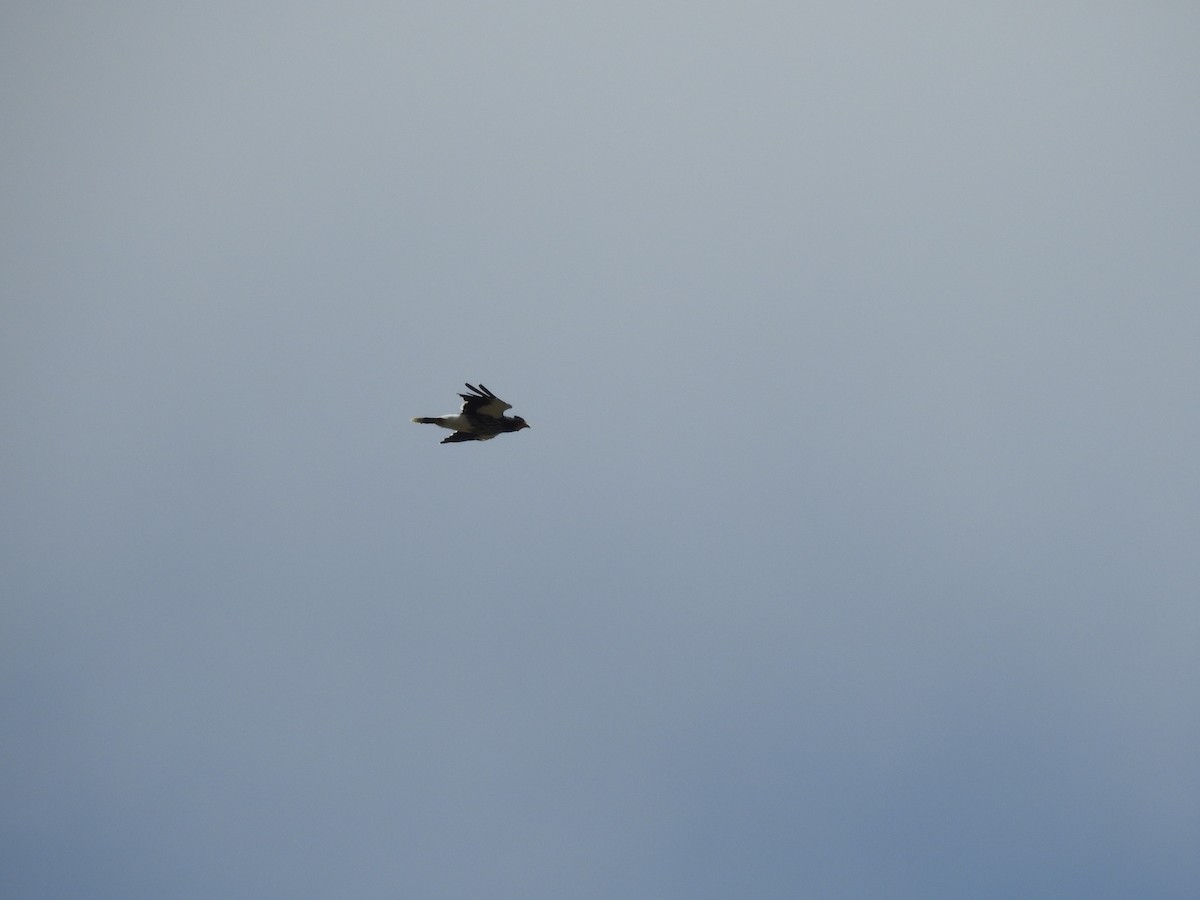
[512,416,530,431]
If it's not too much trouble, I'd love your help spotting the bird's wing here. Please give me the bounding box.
[458,383,512,418]
[441,431,482,443]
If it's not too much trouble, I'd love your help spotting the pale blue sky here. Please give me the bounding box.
[3,3,1199,897]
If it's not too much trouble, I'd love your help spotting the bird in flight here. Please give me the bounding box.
[412,383,531,444]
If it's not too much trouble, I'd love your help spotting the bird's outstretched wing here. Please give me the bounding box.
[458,383,511,418]
[441,431,483,443]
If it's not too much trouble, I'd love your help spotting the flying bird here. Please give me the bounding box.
[412,383,531,444]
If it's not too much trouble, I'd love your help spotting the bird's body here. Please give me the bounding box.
[412,383,530,444]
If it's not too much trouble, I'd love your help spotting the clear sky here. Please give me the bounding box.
[3,3,1198,897]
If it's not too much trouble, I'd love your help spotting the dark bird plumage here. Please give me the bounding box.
[412,383,530,444]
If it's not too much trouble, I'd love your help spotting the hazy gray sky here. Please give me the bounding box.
[4,2,1198,897]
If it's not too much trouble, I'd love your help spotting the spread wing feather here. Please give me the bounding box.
[458,382,511,418]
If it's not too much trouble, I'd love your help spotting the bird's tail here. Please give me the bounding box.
[412,417,441,425]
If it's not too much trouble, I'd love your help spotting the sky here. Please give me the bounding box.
[3,2,1199,897]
